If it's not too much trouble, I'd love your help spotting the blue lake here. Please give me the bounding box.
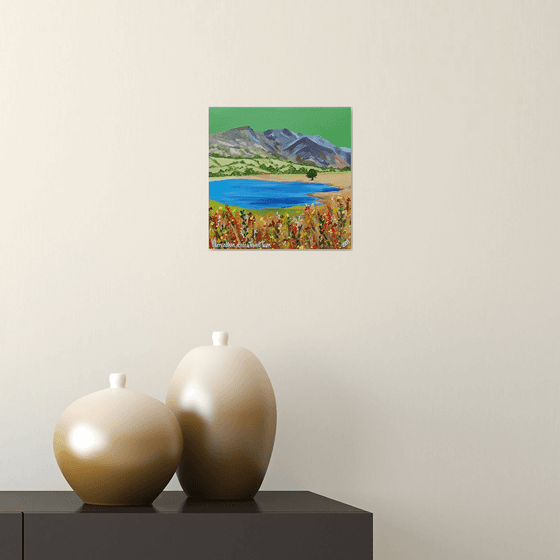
[209,178,339,209]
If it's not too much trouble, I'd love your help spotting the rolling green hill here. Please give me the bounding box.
[209,155,349,178]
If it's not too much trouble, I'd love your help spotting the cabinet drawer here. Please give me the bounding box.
[0,512,22,560]
[24,512,372,560]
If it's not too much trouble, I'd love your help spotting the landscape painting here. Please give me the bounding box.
[209,107,351,249]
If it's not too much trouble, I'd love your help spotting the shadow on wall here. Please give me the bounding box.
[274,348,378,493]
[374,517,471,560]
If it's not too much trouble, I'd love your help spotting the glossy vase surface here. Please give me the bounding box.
[166,332,277,500]
[53,373,183,506]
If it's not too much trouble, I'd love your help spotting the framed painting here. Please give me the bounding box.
[209,107,351,249]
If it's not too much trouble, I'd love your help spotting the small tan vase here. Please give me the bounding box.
[53,373,183,506]
[166,332,277,500]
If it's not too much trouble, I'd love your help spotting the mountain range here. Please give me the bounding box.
[209,126,351,169]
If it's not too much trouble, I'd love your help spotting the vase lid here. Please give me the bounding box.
[212,331,229,346]
[109,373,127,388]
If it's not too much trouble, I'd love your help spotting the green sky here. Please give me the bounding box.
[209,107,351,149]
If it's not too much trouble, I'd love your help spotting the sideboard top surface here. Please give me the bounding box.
[0,491,370,515]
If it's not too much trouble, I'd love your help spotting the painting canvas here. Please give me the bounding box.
[209,107,351,249]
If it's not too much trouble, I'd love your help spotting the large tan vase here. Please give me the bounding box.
[53,373,183,506]
[166,332,277,500]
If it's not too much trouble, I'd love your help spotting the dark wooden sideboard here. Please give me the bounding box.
[0,491,373,560]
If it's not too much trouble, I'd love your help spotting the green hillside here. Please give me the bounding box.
[209,199,306,216]
[209,155,349,178]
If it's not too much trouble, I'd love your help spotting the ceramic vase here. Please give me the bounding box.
[166,332,277,500]
[53,373,183,506]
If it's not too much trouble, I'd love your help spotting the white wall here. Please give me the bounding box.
[1,1,560,558]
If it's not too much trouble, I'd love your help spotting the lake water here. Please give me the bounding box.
[209,178,339,209]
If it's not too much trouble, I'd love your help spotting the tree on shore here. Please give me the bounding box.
[306,169,318,181]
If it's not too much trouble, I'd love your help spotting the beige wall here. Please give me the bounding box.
[1,1,560,558]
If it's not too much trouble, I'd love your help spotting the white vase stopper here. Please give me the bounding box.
[109,373,127,388]
[212,331,229,346]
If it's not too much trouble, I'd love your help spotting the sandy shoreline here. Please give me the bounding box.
[209,172,351,204]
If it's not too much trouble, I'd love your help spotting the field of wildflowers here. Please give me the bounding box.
[209,197,351,249]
